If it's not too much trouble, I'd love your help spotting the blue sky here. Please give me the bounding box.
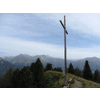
[1,13,100,59]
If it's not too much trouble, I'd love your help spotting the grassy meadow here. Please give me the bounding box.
[44,70,100,88]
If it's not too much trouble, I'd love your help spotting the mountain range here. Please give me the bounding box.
[0,57,22,76]
[0,54,100,76]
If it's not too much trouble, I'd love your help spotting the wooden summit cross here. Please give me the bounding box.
[59,15,68,86]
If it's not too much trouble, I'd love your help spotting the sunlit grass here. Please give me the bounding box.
[44,70,100,88]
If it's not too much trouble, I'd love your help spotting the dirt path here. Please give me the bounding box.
[71,80,83,88]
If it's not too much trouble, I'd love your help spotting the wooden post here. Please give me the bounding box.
[64,16,67,86]
[59,15,68,86]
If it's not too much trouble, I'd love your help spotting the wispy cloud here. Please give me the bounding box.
[0,35,100,59]
[67,46,100,59]
[36,13,100,37]
[0,36,63,58]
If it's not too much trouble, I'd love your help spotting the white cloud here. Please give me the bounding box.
[67,46,100,59]
[0,36,64,58]
[0,36,100,59]
[67,14,100,36]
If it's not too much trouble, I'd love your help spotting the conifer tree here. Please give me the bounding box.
[45,63,53,71]
[0,76,2,88]
[68,63,74,74]
[35,58,44,87]
[74,67,82,77]
[54,67,63,72]
[53,67,57,71]
[30,58,44,87]
[12,67,20,87]
[94,69,100,83]
[19,66,35,88]
[83,60,93,80]
[2,67,14,87]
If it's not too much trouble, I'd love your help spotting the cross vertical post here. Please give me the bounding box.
[59,15,68,86]
[64,16,67,86]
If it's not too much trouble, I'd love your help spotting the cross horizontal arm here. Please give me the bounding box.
[59,20,68,34]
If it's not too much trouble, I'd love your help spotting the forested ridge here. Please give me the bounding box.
[0,58,100,88]
[0,58,63,88]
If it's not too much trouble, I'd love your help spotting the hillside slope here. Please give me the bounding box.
[44,71,100,88]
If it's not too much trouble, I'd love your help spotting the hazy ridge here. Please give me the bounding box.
[2,54,100,73]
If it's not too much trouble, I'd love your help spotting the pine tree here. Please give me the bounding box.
[12,67,20,87]
[45,63,53,71]
[68,63,74,74]
[26,66,29,68]
[0,76,2,88]
[18,66,35,88]
[54,67,63,72]
[30,58,44,87]
[94,69,100,83]
[83,60,93,81]
[35,58,44,87]
[2,67,14,87]
[53,67,57,71]
[57,67,63,72]
[29,62,35,72]
[74,67,82,77]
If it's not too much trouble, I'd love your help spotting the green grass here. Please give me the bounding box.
[72,75,100,88]
[44,70,100,88]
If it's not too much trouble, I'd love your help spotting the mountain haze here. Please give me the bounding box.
[4,54,65,70]
[3,54,100,72]
[71,57,100,72]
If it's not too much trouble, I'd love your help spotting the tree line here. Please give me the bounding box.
[68,60,100,83]
[0,58,62,88]
[0,58,100,88]
[44,63,63,72]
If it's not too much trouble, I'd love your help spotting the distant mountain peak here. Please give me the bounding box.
[0,57,2,61]
[2,54,100,73]
[17,54,28,57]
[91,57,99,59]
[84,57,99,60]
[19,54,24,56]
